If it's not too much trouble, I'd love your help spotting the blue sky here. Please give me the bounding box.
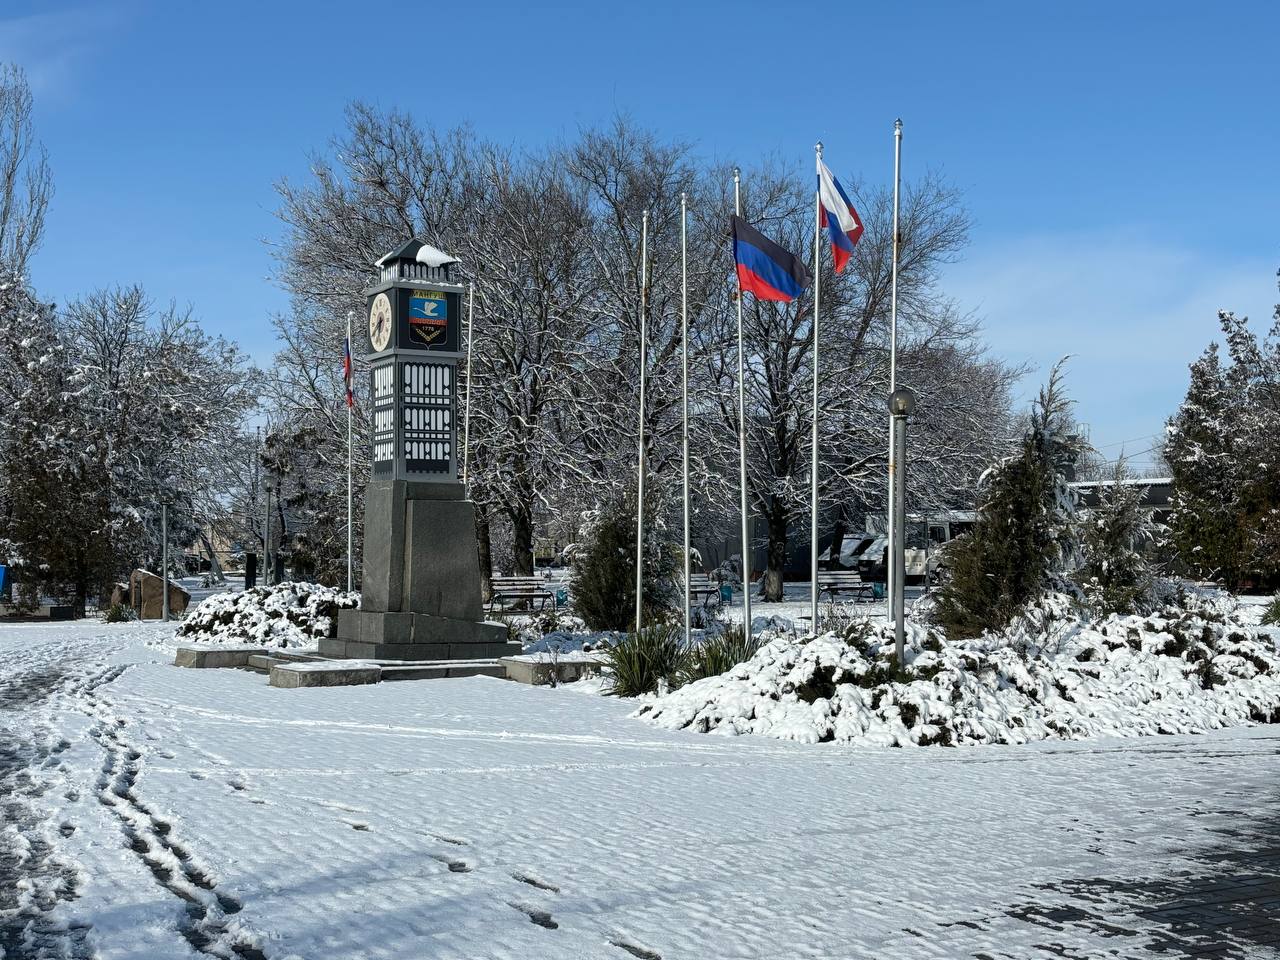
[4,0,1278,465]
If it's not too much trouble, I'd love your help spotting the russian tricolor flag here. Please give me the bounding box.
[818,160,865,273]
[731,215,811,303]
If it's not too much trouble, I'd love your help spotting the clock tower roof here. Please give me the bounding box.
[376,238,459,269]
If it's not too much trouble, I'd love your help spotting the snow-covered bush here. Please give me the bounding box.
[637,594,1280,748]
[509,609,589,648]
[177,582,358,649]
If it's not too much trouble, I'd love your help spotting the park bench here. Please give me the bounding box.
[688,573,728,608]
[489,576,558,616]
[816,571,876,603]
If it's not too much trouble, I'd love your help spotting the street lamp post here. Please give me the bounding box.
[161,499,171,622]
[888,387,916,667]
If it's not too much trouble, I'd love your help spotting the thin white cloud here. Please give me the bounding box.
[0,5,125,97]
[947,230,1276,453]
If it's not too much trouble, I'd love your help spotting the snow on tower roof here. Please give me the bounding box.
[375,238,460,269]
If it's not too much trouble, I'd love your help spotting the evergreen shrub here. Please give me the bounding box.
[932,364,1084,639]
[102,601,135,623]
[570,492,677,631]
[1074,461,1158,616]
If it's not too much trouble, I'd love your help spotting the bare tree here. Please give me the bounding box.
[456,143,600,574]
[0,64,51,274]
[268,107,1019,598]
[697,165,1019,600]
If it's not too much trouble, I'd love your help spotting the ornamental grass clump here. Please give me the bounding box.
[678,625,761,687]
[602,622,688,698]
[1261,596,1279,626]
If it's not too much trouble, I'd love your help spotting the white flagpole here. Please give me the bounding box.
[811,143,823,634]
[733,169,753,637]
[346,310,354,594]
[462,282,475,488]
[680,193,691,649]
[886,119,903,618]
[634,209,649,635]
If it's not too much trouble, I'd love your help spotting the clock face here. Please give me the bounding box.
[368,293,393,351]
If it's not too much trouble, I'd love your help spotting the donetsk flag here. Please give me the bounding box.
[731,214,811,302]
[818,160,865,273]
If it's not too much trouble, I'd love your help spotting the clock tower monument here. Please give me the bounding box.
[321,239,514,661]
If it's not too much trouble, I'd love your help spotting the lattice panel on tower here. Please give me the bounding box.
[371,362,395,475]
[401,360,454,475]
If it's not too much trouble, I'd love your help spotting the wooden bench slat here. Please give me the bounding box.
[815,570,877,603]
[489,575,560,615]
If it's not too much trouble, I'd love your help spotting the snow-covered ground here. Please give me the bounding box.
[5,618,1280,959]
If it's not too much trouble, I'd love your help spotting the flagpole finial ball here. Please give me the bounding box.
[815,140,823,154]
[895,118,903,131]
[888,387,916,417]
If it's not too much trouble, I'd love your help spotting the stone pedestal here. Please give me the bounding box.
[325,480,515,661]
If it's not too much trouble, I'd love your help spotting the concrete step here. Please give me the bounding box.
[245,649,328,674]
[268,657,508,688]
[500,655,606,685]
[245,654,276,674]
[176,645,268,669]
[380,660,506,681]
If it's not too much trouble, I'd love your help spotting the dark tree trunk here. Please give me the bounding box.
[762,496,788,603]
[73,545,88,619]
[475,505,493,602]
[510,506,535,576]
[198,529,224,580]
[827,506,848,572]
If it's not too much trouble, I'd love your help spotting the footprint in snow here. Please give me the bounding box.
[513,873,560,893]
[611,941,662,960]
[430,854,473,873]
[509,902,558,929]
